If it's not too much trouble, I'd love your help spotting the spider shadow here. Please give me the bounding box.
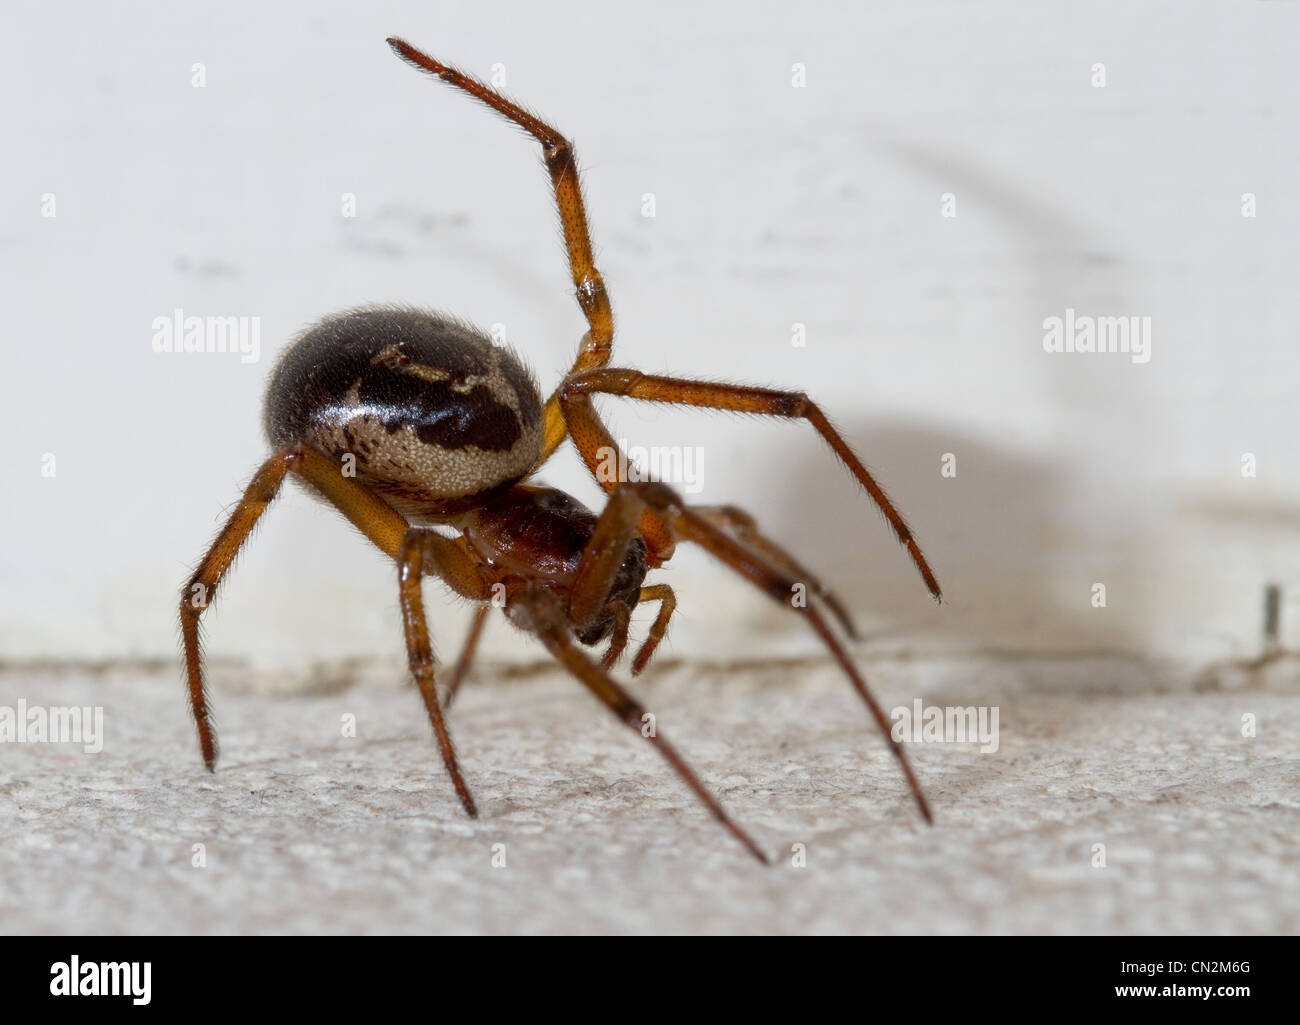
[751,418,1145,656]
[749,135,1159,658]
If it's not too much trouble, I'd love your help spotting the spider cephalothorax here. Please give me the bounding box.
[179,37,944,863]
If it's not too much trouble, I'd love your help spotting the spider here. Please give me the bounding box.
[179,36,944,864]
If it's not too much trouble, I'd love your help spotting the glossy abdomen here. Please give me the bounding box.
[264,306,544,518]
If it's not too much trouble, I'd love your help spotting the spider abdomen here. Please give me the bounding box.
[264,306,545,518]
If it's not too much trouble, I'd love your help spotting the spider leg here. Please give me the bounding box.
[600,602,631,671]
[561,485,641,672]
[630,584,676,676]
[559,370,941,602]
[566,483,677,675]
[568,481,647,630]
[183,443,489,820]
[568,479,933,824]
[507,586,770,864]
[181,452,293,769]
[594,584,676,676]
[398,529,492,817]
[443,603,490,710]
[693,505,860,640]
[181,443,412,770]
[385,38,613,470]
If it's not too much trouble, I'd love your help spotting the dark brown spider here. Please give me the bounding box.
[179,37,943,864]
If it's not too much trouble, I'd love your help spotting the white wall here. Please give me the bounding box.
[4,1,1298,667]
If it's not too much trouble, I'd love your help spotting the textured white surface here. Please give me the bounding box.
[2,658,1295,935]
[4,2,1298,936]
[4,2,1300,666]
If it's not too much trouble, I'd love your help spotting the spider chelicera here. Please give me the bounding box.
[179,36,943,863]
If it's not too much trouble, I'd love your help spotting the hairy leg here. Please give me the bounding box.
[386,37,614,470]
[630,584,676,675]
[397,529,492,817]
[181,443,410,769]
